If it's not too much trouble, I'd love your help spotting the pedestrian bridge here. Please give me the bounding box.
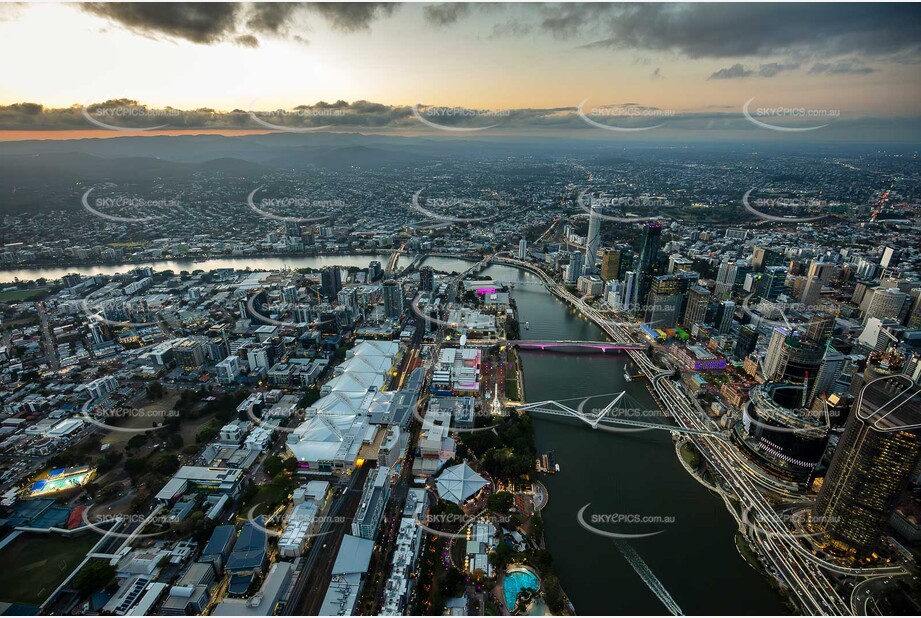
[514,392,729,438]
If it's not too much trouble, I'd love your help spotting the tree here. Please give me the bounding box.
[73,560,116,596]
[542,573,565,614]
[146,381,165,399]
[487,491,514,514]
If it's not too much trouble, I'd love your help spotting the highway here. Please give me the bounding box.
[492,255,878,616]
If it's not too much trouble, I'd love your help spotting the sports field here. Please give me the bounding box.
[0,532,101,606]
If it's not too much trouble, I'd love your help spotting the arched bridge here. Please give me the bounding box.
[509,340,647,353]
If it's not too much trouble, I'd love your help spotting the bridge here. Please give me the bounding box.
[514,393,730,438]
[510,340,646,353]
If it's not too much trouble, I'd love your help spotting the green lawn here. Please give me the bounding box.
[0,532,101,605]
[0,288,48,302]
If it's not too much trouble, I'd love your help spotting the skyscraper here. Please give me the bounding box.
[518,238,528,260]
[368,260,383,282]
[714,300,735,334]
[382,280,404,320]
[583,203,601,275]
[734,324,759,359]
[622,271,637,312]
[419,266,434,293]
[807,349,846,407]
[863,287,909,325]
[811,375,921,561]
[565,253,584,284]
[800,262,838,308]
[321,266,343,300]
[600,249,622,282]
[683,285,711,328]
[635,222,662,313]
[715,260,738,297]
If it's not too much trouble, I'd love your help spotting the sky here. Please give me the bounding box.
[0,2,920,135]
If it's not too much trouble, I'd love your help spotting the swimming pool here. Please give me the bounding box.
[503,567,540,611]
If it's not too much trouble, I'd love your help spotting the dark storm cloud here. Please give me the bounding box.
[708,64,752,80]
[81,3,241,44]
[80,2,398,45]
[306,3,398,33]
[538,4,921,61]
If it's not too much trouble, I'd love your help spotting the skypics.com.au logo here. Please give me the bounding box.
[410,190,505,224]
[248,105,345,133]
[577,100,674,132]
[415,512,512,539]
[576,503,675,539]
[245,505,347,540]
[577,190,671,223]
[742,98,839,132]
[82,102,182,131]
[81,187,176,224]
[80,508,174,540]
[742,189,829,223]
[79,402,178,434]
[412,105,510,132]
[81,296,159,328]
[247,187,339,223]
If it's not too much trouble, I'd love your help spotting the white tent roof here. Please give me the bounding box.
[435,463,487,504]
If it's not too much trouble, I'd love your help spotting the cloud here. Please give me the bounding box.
[708,62,800,79]
[423,3,471,27]
[79,2,398,46]
[544,4,921,62]
[810,61,876,75]
[81,3,241,45]
[709,63,752,80]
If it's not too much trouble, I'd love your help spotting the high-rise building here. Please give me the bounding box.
[752,246,784,272]
[734,325,759,359]
[518,238,528,260]
[807,349,846,407]
[715,260,737,297]
[714,300,736,334]
[419,267,435,293]
[800,262,838,308]
[804,314,836,349]
[368,260,383,282]
[880,246,900,269]
[758,266,789,302]
[565,253,584,284]
[600,249,622,282]
[583,204,601,275]
[635,222,662,313]
[863,287,909,325]
[321,266,343,300]
[683,285,711,328]
[382,280,404,320]
[622,271,637,312]
[761,330,823,384]
[811,375,921,561]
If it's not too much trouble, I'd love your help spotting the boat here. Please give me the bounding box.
[524,321,530,330]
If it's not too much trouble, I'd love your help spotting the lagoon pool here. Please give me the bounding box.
[503,567,541,611]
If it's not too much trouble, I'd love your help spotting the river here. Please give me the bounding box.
[442,257,787,616]
[22,253,786,614]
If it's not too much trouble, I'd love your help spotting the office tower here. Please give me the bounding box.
[368,260,383,282]
[734,324,759,359]
[382,280,404,320]
[286,220,301,239]
[565,253,584,284]
[715,260,737,297]
[622,271,637,312]
[321,266,343,300]
[807,349,846,407]
[804,314,836,349]
[635,222,663,313]
[583,204,601,275]
[761,329,823,385]
[801,262,838,307]
[646,292,682,328]
[752,246,784,272]
[683,285,711,328]
[419,266,435,293]
[863,287,910,325]
[758,266,789,302]
[880,246,900,269]
[812,375,921,561]
[714,300,736,334]
[337,287,358,311]
[600,249,622,282]
[518,238,528,260]
[282,285,298,304]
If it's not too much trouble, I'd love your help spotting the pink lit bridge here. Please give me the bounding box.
[510,340,648,353]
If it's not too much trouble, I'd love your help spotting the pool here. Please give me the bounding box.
[503,567,541,612]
